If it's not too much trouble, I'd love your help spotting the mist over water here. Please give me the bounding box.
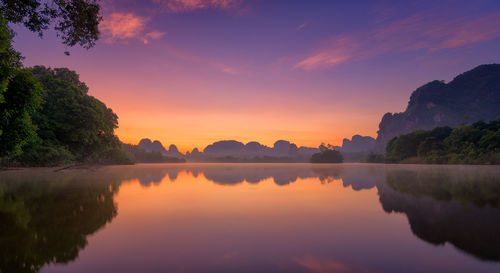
[1,163,499,273]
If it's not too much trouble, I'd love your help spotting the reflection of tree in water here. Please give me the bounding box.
[380,167,500,261]
[385,167,500,208]
[2,164,499,272]
[133,165,500,262]
[0,174,120,273]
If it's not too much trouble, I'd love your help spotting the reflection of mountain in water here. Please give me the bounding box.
[128,164,500,262]
[134,165,380,187]
[1,164,499,272]
[378,167,500,261]
[203,167,317,185]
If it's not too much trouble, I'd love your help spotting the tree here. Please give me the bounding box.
[0,0,102,49]
[0,0,103,161]
[311,148,343,163]
[0,68,42,158]
[385,119,500,164]
[17,66,130,165]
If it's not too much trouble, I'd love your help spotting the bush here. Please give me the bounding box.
[311,149,343,163]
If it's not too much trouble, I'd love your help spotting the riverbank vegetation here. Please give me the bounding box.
[0,2,133,166]
[310,145,344,163]
[385,119,500,164]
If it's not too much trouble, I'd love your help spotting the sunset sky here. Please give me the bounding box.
[11,0,500,152]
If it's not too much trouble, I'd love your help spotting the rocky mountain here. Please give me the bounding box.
[375,64,500,151]
[135,139,321,162]
[340,135,375,153]
[201,140,317,159]
[138,138,184,158]
[166,144,184,158]
[138,139,168,154]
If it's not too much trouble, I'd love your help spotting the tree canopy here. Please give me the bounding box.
[310,146,343,163]
[0,1,110,165]
[0,19,42,158]
[385,119,500,164]
[0,0,102,49]
[14,66,130,165]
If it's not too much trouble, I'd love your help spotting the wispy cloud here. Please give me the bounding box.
[294,11,500,70]
[143,30,167,44]
[222,67,240,75]
[297,22,308,31]
[100,12,165,44]
[296,256,350,273]
[153,0,243,13]
[293,37,359,70]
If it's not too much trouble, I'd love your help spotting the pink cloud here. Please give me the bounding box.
[297,22,308,31]
[153,0,243,13]
[296,256,350,273]
[294,11,500,70]
[143,30,167,44]
[100,12,165,44]
[222,67,240,75]
[293,37,360,70]
[100,12,147,41]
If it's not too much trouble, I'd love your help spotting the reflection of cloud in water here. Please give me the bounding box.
[296,256,350,273]
[131,164,500,262]
[1,164,500,271]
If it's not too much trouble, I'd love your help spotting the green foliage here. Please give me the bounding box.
[14,66,131,165]
[386,120,500,164]
[0,17,23,137]
[310,149,343,163]
[0,69,42,158]
[14,142,74,166]
[0,0,102,49]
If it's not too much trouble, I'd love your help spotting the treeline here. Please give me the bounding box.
[122,144,185,163]
[0,64,131,166]
[310,145,343,163]
[385,119,500,164]
[0,2,135,166]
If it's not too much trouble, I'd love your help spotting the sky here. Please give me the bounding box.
[11,0,500,152]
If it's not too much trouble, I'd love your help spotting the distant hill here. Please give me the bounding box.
[341,135,375,153]
[199,140,319,162]
[375,64,500,151]
[122,143,185,163]
[134,137,383,163]
[138,138,184,158]
[138,139,168,154]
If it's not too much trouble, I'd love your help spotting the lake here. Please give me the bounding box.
[1,163,499,273]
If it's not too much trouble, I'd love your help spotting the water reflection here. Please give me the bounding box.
[379,167,500,261]
[0,164,499,273]
[0,171,119,273]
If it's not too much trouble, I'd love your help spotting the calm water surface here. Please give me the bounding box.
[1,163,499,273]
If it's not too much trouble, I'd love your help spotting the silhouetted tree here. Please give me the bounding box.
[310,148,343,163]
[0,0,102,49]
